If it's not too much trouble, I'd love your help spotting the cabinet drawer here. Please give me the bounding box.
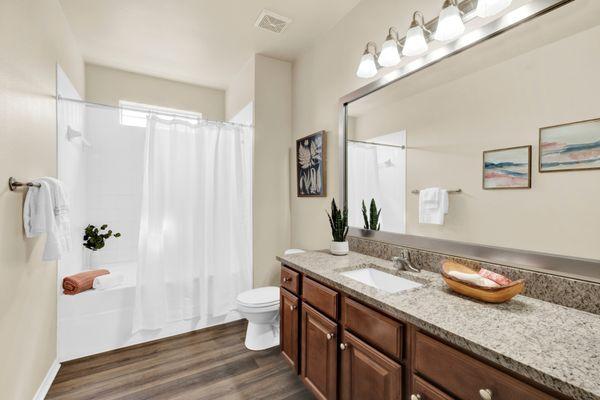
[302,276,338,320]
[414,332,556,400]
[280,265,300,295]
[341,297,403,359]
[412,375,454,400]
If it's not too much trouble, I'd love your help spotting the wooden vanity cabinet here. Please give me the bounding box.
[413,332,557,400]
[340,330,402,400]
[280,288,299,372]
[279,264,565,400]
[301,303,338,400]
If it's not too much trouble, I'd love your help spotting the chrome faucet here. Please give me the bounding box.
[391,249,421,273]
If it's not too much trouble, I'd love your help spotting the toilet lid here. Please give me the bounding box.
[237,286,279,307]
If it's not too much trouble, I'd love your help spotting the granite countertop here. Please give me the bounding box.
[277,250,600,400]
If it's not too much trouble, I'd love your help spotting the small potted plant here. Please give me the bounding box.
[83,224,121,268]
[326,199,349,256]
[361,198,381,235]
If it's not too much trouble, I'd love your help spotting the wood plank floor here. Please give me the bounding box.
[47,320,313,400]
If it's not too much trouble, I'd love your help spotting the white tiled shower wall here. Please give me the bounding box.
[85,107,145,265]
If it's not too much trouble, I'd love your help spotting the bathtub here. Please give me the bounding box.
[58,262,241,361]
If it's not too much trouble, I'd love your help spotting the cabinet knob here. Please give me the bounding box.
[326,333,334,340]
[479,389,493,400]
[289,305,296,311]
[410,395,422,400]
[340,343,348,351]
[282,277,292,282]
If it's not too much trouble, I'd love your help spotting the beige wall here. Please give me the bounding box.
[0,0,85,399]
[291,0,600,259]
[85,64,225,120]
[291,0,428,250]
[253,55,292,287]
[226,55,292,287]
[225,58,255,121]
[350,25,600,260]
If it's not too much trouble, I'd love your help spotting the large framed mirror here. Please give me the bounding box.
[339,0,600,281]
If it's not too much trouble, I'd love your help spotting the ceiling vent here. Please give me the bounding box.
[254,10,292,34]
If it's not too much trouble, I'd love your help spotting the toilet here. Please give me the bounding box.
[237,249,305,351]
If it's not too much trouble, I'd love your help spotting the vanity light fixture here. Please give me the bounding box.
[378,28,402,67]
[356,0,516,78]
[402,11,430,57]
[476,0,512,18]
[434,0,465,42]
[356,42,380,78]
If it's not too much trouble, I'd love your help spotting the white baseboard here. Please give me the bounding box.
[33,359,60,400]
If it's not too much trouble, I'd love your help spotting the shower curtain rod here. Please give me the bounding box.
[347,139,406,149]
[57,96,254,129]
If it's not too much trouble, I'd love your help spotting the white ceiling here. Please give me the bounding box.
[59,0,361,90]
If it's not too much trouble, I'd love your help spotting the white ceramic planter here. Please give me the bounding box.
[330,241,349,256]
[83,248,99,269]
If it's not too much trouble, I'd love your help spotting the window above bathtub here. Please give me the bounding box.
[118,100,202,128]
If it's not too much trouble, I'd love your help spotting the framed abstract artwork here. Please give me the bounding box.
[483,145,532,189]
[296,131,326,197]
[539,118,600,172]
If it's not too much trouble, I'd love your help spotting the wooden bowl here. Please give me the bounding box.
[441,261,524,303]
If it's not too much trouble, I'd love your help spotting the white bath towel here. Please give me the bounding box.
[23,177,71,261]
[418,187,449,225]
[93,273,125,290]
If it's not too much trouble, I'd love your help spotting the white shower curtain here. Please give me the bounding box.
[133,115,253,331]
[347,142,382,229]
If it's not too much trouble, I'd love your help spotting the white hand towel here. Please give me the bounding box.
[418,188,449,225]
[23,177,71,261]
[447,270,499,288]
[93,273,124,290]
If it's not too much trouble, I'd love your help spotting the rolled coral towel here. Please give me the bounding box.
[93,273,124,290]
[478,268,512,286]
[63,269,109,295]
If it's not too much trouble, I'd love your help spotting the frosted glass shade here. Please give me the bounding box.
[378,39,401,67]
[476,0,512,17]
[434,5,465,42]
[402,26,428,57]
[356,53,378,78]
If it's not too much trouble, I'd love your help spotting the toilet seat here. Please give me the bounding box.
[236,286,279,308]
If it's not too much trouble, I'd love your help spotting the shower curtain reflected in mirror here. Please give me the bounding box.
[347,137,406,234]
[133,115,253,331]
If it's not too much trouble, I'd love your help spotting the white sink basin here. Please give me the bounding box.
[340,268,423,294]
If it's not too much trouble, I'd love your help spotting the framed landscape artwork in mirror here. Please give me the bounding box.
[539,118,600,172]
[483,146,532,190]
[296,131,326,197]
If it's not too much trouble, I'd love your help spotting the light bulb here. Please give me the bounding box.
[476,0,512,18]
[378,39,401,67]
[434,2,465,42]
[403,25,428,57]
[356,52,378,78]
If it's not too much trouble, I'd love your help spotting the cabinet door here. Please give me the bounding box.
[280,288,299,372]
[340,330,402,400]
[301,303,338,400]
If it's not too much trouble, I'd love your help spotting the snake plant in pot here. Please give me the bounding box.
[361,198,381,233]
[326,198,349,255]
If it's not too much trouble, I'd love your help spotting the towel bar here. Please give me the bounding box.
[8,177,41,191]
[411,189,462,194]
